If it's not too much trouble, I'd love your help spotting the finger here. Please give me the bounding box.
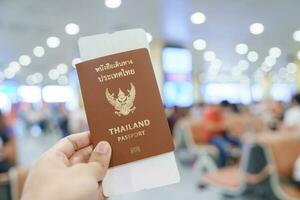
[69,145,93,165]
[87,141,111,181]
[51,132,91,158]
[98,183,106,200]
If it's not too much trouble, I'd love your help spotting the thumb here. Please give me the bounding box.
[87,141,112,181]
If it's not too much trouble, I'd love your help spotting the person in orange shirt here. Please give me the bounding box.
[202,105,225,142]
[202,103,241,167]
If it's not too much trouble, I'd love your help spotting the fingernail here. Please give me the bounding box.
[95,141,110,154]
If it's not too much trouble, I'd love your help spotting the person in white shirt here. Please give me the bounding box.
[284,93,300,130]
[294,156,300,186]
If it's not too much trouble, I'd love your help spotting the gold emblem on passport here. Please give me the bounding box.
[105,83,136,116]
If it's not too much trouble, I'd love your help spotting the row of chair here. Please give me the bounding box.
[174,118,219,180]
[0,167,27,200]
[202,133,300,199]
[174,116,300,199]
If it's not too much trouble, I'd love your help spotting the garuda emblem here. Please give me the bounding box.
[105,82,136,116]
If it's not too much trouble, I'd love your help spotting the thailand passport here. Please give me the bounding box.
[76,48,174,166]
[76,29,180,196]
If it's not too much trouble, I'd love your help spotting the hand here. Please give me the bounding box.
[21,132,111,200]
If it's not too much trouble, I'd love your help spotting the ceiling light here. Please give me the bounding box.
[57,63,68,74]
[203,50,216,62]
[26,73,43,85]
[26,76,35,85]
[48,69,59,80]
[105,0,122,8]
[9,61,21,72]
[33,73,44,84]
[4,68,15,79]
[190,12,206,24]
[211,59,222,68]
[249,23,264,35]
[286,63,298,74]
[65,23,80,35]
[238,60,249,71]
[146,32,153,43]
[193,39,206,50]
[19,55,31,66]
[47,37,60,48]
[297,51,300,60]
[269,47,281,58]
[264,56,276,67]
[293,30,300,42]
[58,75,69,85]
[261,64,272,72]
[247,51,259,62]
[33,46,45,57]
[235,43,248,55]
[72,58,82,68]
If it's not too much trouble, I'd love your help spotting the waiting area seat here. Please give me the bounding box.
[0,167,28,200]
[260,133,300,200]
[174,118,219,178]
[201,166,241,189]
[281,185,300,199]
[202,133,300,200]
[0,173,11,200]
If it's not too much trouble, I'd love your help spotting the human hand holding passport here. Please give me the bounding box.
[76,29,180,196]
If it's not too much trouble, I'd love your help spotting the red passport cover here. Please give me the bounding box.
[76,48,174,167]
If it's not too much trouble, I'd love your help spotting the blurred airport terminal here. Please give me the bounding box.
[1,0,300,199]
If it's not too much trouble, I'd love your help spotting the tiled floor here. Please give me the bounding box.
[17,131,266,200]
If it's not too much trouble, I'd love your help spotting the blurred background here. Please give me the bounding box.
[1,0,300,199]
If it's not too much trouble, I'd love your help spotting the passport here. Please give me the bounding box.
[76,29,179,196]
[76,48,174,167]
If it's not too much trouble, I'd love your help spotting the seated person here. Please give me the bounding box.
[167,106,181,134]
[269,101,285,131]
[283,93,300,131]
[294,155,300,186]
[202,105,241,167]
[0,110,16,173]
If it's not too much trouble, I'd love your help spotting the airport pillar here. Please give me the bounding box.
[193,68,201,104]
[295,60,300,92]
[192,49,202,104]
[149,40,164,97]
[262,73,271,99]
